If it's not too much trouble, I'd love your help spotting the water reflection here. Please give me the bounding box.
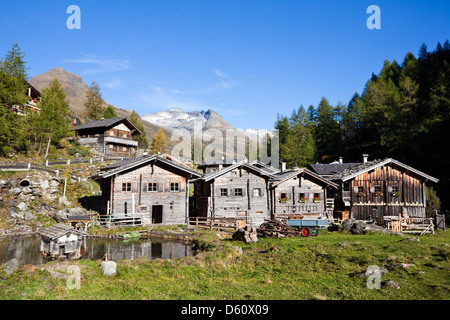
[0,236,193,266]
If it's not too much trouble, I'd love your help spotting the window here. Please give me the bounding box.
[299,193,307,202]
[374,185,381,193]
[122,146,127,151]
[108,144,113,149]
[234,188,243,197]
[148,183,157,192]
[220,188,228,197]
[392,186,399,193]
[109,131,114,136]
[170,183,180,192]
[122,182,131,192]
[314,193,322,202]
[253,188,261,197]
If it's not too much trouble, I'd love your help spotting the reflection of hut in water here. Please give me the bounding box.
[38,224,88,259]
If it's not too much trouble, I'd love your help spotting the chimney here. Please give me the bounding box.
[281,162,286,172]
[362,154,369,164]
[339,156,343,164]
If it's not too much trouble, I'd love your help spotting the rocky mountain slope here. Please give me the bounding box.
[142,107,234,134]
[28,68,175,149]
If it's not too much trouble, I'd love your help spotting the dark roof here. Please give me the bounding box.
[328,158,439,183]
[100,153,192,171]
[70,117,141,134]
[270,168,339,189]
[308,162,360,177]
[195,161,277,182]
[94,154,202,179]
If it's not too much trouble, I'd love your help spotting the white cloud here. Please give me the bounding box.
[212,68,227,79]
[103,77,123,89]
[66,53,131,74]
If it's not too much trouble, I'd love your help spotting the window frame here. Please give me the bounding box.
[122,182,132,192]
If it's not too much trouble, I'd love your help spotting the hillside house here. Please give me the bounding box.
[325,156,439,220]
[270,168,339,219]
[94,154,202,225]
[71,117,141,157]
[192,161,277,226]
[9,82,41,115]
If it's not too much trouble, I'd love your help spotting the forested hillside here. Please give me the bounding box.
[275,41,449,212]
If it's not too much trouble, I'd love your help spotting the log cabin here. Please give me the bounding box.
[192,161,277,226]
[326,157,439,220]
[94,154,202,225]
[71,117,141,157]
[269,168,339,219]
[9,82,41,115]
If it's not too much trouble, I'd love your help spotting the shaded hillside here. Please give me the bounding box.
[28,68,175,149]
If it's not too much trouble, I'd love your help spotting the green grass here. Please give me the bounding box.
[0,229,449,300]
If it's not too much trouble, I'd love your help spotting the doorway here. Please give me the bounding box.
[152,205,163,224]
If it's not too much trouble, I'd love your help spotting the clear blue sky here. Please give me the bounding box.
[1,1,448,130]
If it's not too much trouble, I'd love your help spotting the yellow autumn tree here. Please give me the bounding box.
[151,128,166,154]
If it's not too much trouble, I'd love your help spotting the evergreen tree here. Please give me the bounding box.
[0,42,30,155]
[36,78,71,158]
[103,105,118,119]
[85,81,104,121]
[282,106,316,167]
[151,128,167,154]
[314,97,341,161]
[129,110,149,149]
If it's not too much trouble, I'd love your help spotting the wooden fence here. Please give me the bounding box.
[387,215,435,235]
[188,216,246,232]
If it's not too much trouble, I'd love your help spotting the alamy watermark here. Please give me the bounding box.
[366,265,382,290]
[169,121,280,168]
[366,5,381,30]
[67,5,81,30]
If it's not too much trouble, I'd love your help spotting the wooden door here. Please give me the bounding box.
[152,205,163,224]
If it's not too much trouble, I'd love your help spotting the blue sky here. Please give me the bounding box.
[0,1,448,130]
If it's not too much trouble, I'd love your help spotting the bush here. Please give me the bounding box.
[68,146,90,157]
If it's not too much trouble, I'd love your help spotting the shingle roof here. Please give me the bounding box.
[308,162,361,177]
[328,158,439,183]
[195,161,277,182]
[94,154,202,179]
[270,168,339,189]
[38,223,88,240]
[70,117,141,134]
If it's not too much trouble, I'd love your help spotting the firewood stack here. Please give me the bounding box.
[258,219,301,238]
[232,226,258,243]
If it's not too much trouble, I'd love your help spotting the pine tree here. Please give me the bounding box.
[0,42,30,155]
[103,105,118,119]
[85,81,104,121]
[151,128,167,155]
[36,78,71,158]
[129,110,149,149]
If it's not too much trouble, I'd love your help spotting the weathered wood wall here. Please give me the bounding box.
[107,163,189,225]
[194,167,270,226]
[271,174,327,217]
[348,164,426,219]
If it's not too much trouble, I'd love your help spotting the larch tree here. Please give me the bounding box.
[85,81,104,121]
[151,128,167,155]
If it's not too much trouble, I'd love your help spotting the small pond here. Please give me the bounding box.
[0,236,193,266]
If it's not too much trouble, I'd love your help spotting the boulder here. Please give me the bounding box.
[40,180,49,189]
[16,202,28,212]
[340,218,398,235]
[9,187,22,196]
[50,179,60,188]
[101,261,117,276]
[3,258,19,276]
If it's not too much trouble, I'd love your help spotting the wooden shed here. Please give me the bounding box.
[94,154,203,225]
[269,168,339,219]
[328,157,439,220]
[38,224,88,258]
[192,161,277,227]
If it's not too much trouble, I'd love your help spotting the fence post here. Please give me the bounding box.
[28,163,31,170]
[67,159,70,166]
[90,158,93,165]
[45,160,48,167]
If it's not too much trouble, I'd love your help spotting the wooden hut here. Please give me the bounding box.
[269,168,339,219]
[94,154,202,225]
[327,157,439,220]
[192,161,277,227]
[71,117,141,157]
[38,224,88,258]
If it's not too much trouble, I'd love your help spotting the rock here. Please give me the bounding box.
[232,246,244,255]
[40,180,49,189]
[3,258,19,276]
[48,188,59,194]
[50,179,59,188]
[340,218,398,235]
[16,202,28,212]
[388,263,415,270]
[9,187,22,196]
[24,212,35,221]
[8,207,17,218]
[388,280,401,289]
[358,266,388,278]
[21,187,32,194]
[101,261,117,276]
